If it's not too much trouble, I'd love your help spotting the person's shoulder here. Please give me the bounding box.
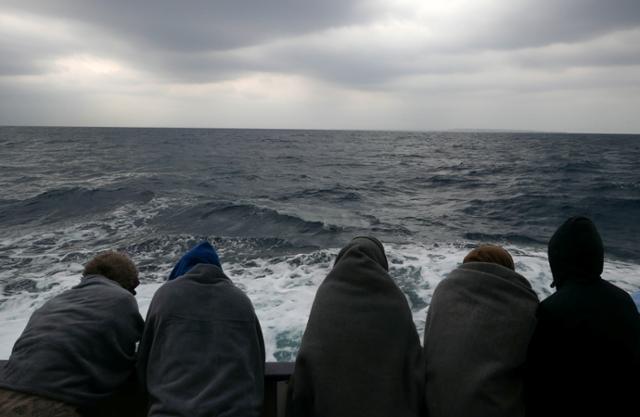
[49,276,128,305]
[78,275,139,306]
[448,262,535,292]
[224,280,253,302]
[148,278,177,305]
[99,279,139,303]
[537,289,569,318]
[432,266,474,293]
[148,274,200,306]
[600,279,634,299]
[600,280,640,315]
[77,274,128,293]
[541,279,637,317]
[451,261,513,281]
[87,280,141,316]
[150,268,242,301]
[113,289,139,310]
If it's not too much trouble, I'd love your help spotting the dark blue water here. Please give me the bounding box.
[1,126,638,260]
[1,126,639,360]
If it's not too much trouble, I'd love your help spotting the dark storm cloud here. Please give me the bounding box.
[479,0,640,49]
[512,29,640,69]
[2,0,375,52]
[0,0,378,83]
[0,25,77,76]
[2,0,639,84]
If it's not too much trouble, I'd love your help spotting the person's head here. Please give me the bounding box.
[83,251,139,295]
[334,236,388,271]
[548,216,603,289]
[463,244,515,270]
[168,241,221,280]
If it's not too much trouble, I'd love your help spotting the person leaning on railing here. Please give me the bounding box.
[526,217,640,417]
[287,237,424,417]
[136,241,265,417]
[423,244,538,417]
[0,251,143,417]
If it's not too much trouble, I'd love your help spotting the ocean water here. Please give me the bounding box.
[1,126,639,361]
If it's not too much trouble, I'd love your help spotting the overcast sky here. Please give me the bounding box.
[1,0,639,132]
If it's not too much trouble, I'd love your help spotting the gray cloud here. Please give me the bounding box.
[2,0,376,51]
[17,0,636,52]
[2,0,639,84]
[0,44,46,76]
[1,1,640,132]
[462,0,640,50]
[0,0,379,82]
[512,29,640,69]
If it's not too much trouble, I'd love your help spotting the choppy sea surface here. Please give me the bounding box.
[1,127,639,360]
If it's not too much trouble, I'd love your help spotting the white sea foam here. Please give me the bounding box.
[133,244,640,361]
[2,239,639,361]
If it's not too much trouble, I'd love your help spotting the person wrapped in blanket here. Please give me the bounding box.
[526,217,640,417]
[287,236,424,417]
[136,241,265,417]
[423,244,538,417]
[0,251,143,417]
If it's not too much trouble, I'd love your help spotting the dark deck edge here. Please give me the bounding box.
[265,361,295,380]
[0,360,293,377]
[0,360,293,417]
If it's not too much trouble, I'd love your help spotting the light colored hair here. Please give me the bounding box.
[463,244,515,270]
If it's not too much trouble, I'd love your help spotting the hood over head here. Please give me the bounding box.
[334,236,388,271]
[463,244,515,270]
[287,236,423,417]
[168,241,221,281]
[548,216,604,288]
[631,291,640,313]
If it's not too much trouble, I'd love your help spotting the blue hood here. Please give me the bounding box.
[632,291,640,313]
[168,241,221,280]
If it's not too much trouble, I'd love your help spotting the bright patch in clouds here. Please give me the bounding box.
[55,55,125,76]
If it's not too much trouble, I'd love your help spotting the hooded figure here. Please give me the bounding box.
[526,217,640,417]
[137,241,265,417]
[168,241,221,279]
[423,245,538,417]
[0,251,143,417]
[287,237,424,417]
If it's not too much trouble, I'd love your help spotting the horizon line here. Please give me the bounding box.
[1,124,639,136]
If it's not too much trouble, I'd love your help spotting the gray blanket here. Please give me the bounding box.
[287,237,424,417]
[137,263,265,417]
[0,275,143,407]
[424,262,538,417]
